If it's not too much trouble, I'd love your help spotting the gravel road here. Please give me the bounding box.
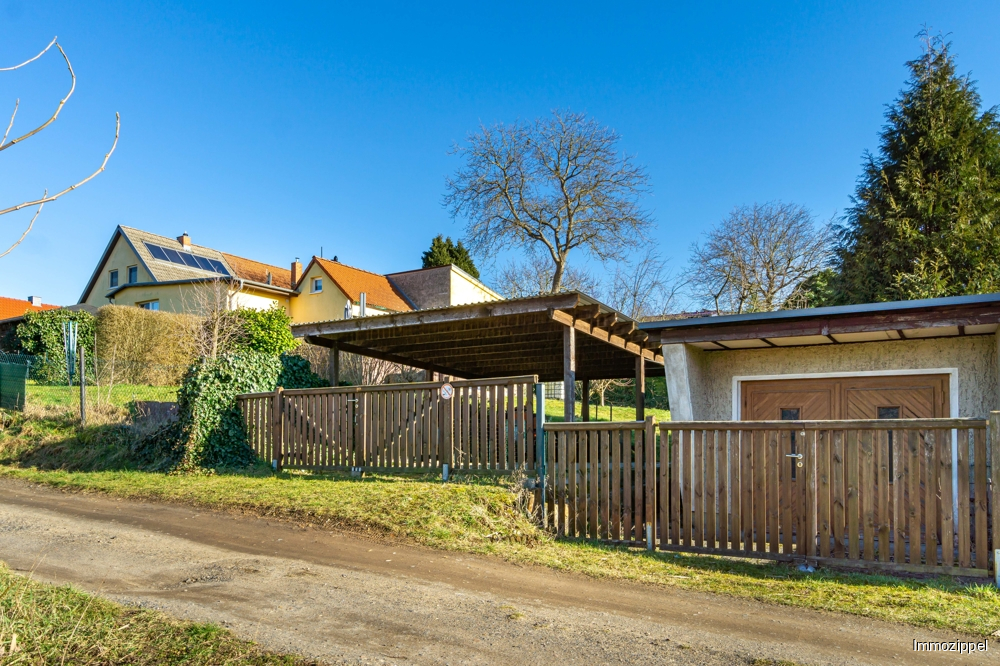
[0,479,987,665]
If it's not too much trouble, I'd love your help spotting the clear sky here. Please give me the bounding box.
[1,1,999,307]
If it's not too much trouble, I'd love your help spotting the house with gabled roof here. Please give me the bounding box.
[78,226,500,323]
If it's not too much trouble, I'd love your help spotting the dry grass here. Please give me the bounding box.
[0,562,314,664]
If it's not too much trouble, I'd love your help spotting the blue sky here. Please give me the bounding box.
[1,1,999,307]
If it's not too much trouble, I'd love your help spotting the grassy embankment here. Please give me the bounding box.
[0,562,312,665]
[544,399,669,422]
[1,405,1000,638]
[26,382,177,409]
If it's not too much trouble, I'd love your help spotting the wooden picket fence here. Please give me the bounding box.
[237,375,537,473]
[543,417,999,576]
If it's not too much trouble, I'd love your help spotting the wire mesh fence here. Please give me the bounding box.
[0,351,182,414]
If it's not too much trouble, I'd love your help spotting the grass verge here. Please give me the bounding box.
[545,399,669,422]
[0,562,312,664]
[2,408,999,638]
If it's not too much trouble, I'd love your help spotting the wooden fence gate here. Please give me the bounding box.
[545,417,1000,577]
[238,375,538,473]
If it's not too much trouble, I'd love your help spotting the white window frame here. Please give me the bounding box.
[138,300,159,311]
[311,277,323,294]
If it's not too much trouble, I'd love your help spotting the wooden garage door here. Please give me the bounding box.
[741,374,950,421]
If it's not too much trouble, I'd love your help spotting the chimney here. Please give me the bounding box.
[359,292,367,317]
[177,232,191,249]
[291,258,302,287]
[27,296,41,306]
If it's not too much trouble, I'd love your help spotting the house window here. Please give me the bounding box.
[128,266,138,284]
[138,300,159,311]
[109,269,118,288]
[311,277,323,293]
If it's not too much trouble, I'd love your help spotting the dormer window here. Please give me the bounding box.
[311,277,323,293]
[109,269,118,288]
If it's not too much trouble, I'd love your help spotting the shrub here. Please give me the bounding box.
[278,354,327,389]
[235,306,299,357]
[15,309,97,384]
[95,305,197,385]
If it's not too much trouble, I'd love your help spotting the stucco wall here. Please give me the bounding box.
[108,283,285,314]
[671,335,997,420]
[83,236,153,306]
[450,268,500,306]
[289,262,350,323]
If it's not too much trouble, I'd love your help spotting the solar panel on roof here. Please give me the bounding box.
[143,242,231,276]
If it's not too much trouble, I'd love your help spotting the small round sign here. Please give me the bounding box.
[440,383,454,400]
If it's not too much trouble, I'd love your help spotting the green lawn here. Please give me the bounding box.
[544,399,670,423]
[2,407,1000,638]
[27,382,178,408]
[0,563,312,664]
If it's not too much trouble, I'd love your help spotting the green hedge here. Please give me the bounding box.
[15,309,97,385]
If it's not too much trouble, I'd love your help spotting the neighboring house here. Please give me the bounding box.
[639,293,1000,421]
[79,226,500,322]
[0,296,61,351]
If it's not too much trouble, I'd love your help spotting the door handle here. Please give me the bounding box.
[785,453,803,459]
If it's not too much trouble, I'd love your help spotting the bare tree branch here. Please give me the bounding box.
[0,36,57,71]
[0,112,120,218]
[2,99,19,147]
[0,192,45,259]
[0,39,75,153]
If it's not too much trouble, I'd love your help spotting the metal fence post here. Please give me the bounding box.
[78,346,86,425]
[536,383,546,524]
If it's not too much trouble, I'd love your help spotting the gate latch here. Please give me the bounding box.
[786,453,804,468]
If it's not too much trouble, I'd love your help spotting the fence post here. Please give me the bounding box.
[78,346,86,425]
[645,415,655,550]
[443,384,453,479]
[991,411,1000,585]
[271,386,283,472]
[536,383,546,524]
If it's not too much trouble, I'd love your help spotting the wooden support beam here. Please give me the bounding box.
[308,337,478,379]
[635,356,646,421]
[564,325,576,422]
[612,321,637,336]
[566,304,601,321]
[549,309,659,360]
[328,344,340,386]
[594,312,618,328]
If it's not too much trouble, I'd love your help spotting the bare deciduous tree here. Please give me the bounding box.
[495,250,601,299]
[179,280,247,359]
[341,353,401,387]
[445,110,652,293]
[1,37,119,258]
[686,202,832,314]
[606,248,678,320]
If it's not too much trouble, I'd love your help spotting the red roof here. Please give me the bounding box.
[0,296,59,321]
[313,257,413,312]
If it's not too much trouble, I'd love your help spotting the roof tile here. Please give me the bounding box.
[314,257,412,312]
[0,296,59,321]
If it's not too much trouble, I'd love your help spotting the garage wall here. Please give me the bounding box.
[665,335,997,420]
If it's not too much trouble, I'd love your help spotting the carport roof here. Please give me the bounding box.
[639,292,1000,350]
[292,292,664,382]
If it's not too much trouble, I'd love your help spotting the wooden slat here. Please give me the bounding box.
[645,418,656,547]
[924,429,938,567]
[992,414,1000,576]
[507,383,516,470]
[742,429,753,554]
[600,429,610,540]
[804,430,817,558]
[778,430,790,556]
[578,431,588,538]
[877,430,890,562]
[729,430,740,551]
[569,431,580,538]
[706,429,718,550]
[624,430,634,543]
[846,430,860,559]
[669,429,680,546]
[612,428,623,541]
[589,430,599,539]
[633,430,643,541]
[557,430,567,536]
[479,387,488,470]
[754,430,766,552]
[861,430,875,561]
[957,429,971,569]
[831,431,845,558]
[818,430,830,558]
[974,427,988,570]
[893,430,905,563]
[659,427,669,547]
[692,430,704,548]
[940,428,955,567]
[680,430,690,547]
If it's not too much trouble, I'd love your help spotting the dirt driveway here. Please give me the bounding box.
[0,478,987,665]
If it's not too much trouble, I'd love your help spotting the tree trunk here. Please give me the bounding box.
[550,258,566,293]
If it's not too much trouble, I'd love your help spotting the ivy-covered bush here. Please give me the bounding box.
[278,354,327,389]
[157,352,282,470]
[15,309,97,384]
[235,306,299,356]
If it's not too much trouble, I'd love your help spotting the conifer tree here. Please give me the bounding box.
[421,235,480,278]
[831,33,1000,304]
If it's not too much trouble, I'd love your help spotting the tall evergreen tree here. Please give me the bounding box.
[421,235,480,278]
[831,34,1000,304]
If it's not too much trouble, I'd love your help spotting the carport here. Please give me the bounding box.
[291,292,663,421]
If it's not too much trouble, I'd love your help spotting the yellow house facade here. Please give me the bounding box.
[79,226,500,323]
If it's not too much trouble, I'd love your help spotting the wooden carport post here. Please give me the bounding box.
[563,326,576,422]
[635,358,646,421]
[328,344,340,386]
